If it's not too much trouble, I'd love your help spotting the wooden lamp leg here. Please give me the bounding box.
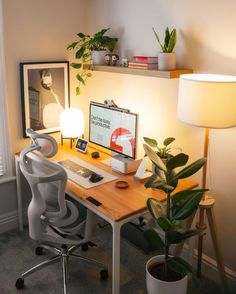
[206,205,228,290]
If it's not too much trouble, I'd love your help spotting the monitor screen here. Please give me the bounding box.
[89,102,138,159]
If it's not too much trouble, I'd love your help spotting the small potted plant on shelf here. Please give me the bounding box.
[152,27,177,70]
[143,143,207,294]
[67,28,118,95]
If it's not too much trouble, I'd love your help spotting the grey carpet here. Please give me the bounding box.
[0,223,231,294]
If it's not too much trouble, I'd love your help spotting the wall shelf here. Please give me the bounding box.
[83,64,193,79]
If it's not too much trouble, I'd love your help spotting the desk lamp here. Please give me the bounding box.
[60,108,84,148]
[178,73,236,289]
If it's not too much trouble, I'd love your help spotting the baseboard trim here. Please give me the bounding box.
[0,208,28,233]
[181,243,236,291]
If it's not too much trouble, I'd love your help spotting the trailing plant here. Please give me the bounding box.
[152,27,177,53]
[67,28,118,95]
[143,136,181,159]
[143,143,207,280]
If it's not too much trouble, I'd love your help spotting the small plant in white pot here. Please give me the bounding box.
[152,27,177,70]
[143,143,207,294]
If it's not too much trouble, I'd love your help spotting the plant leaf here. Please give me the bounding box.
[76,86,80,95]
[169,229,202,244]
[157,216,173,232]
[164,27,170,50]
[173,158,206,180]
[166,153,189,170]
[163,137,175,146]
[167,256,192,275]
[152,27,164,52]
[172,189,207,220]
[147,198,165,220]
[76,47,85,59]
[173,220,187,233]
[143,229,164,250]
[86,72,92,77]
[143,144,167,172]
[143,137,158,148]
[167,29,177,52]
[76,74,85,85]
[66,41,78,50]
[77,32,85,38]
[70,63,82,69]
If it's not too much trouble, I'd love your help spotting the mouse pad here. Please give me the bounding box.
[57,157,118,189]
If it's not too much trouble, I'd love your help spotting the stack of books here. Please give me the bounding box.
[128,56,158,70]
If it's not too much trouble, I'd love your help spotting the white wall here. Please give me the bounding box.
[86,0,236,274]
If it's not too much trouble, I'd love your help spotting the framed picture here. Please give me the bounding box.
[20,61,69,137]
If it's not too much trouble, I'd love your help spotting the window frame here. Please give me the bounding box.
[0,0,13,181]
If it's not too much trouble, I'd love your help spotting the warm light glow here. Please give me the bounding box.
[178,74,236,128]
[60,108,84,138]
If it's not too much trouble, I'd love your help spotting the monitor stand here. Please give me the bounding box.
[101,151,141,174]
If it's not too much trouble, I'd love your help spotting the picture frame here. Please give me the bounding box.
[20,61,69,137]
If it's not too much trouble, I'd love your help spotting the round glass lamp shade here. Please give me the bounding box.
[178,74,236,129]
[60,108,84,138]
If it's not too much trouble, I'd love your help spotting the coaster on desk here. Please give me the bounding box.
[115,180,129,189]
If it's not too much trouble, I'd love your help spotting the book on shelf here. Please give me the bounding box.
[132,56,158,63]
[128,62,158,69]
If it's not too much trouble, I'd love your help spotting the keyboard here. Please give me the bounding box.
[58,159,93,178]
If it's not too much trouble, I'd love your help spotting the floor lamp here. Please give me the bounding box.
[177,73,236,290]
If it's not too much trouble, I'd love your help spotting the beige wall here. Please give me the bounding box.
[86,0,236,273]
[2,0,88,155]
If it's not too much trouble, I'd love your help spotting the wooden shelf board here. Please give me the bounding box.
[83,64,193,79]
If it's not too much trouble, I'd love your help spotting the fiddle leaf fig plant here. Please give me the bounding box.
[143,143,207,279]
[143,136,181,159]
[152,27,177,53]
[67,28,118,95]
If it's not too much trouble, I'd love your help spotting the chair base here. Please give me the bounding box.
[15,243,108,294]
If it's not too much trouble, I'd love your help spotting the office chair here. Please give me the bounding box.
[15,128,108,294]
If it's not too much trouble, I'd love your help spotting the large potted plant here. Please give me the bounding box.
[67,28,118,95]
[143,143,207,294]
[152,27,177,70]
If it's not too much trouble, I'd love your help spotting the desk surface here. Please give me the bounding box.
[50,143,198,222]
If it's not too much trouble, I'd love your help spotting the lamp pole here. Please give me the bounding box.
[196,128,228,291]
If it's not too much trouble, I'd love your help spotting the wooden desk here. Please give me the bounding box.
[15,143,198,294]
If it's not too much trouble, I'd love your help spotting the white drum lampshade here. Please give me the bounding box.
[178,74,236,129]
[60,108,84,138]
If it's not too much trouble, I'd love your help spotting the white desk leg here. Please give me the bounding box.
[15,155,24,232]
[112,221,121,294]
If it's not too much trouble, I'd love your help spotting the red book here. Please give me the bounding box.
[133,56,158,63]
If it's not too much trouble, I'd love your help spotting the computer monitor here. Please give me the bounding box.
[89,102,138,159]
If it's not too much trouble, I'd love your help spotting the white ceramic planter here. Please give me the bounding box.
[146,255,188,294]
[158,52,176,70]
[91,50,107,65]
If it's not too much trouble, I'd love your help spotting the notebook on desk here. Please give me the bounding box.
[57,157,118,189]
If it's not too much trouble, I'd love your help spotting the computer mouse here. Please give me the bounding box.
[89,173,104,183]
[91,151,100,158]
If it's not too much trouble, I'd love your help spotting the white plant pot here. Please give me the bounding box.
[91,50,107,65]
[158,52,176,70]
[146,255,188,294]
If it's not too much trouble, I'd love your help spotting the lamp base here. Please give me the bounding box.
[199,194,215,208]
[61,134,76,149]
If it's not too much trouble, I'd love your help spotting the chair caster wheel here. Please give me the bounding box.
[81,243,89,251]
[35,246,43,256]
[15,278,24,289]
[100,269,108,280]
